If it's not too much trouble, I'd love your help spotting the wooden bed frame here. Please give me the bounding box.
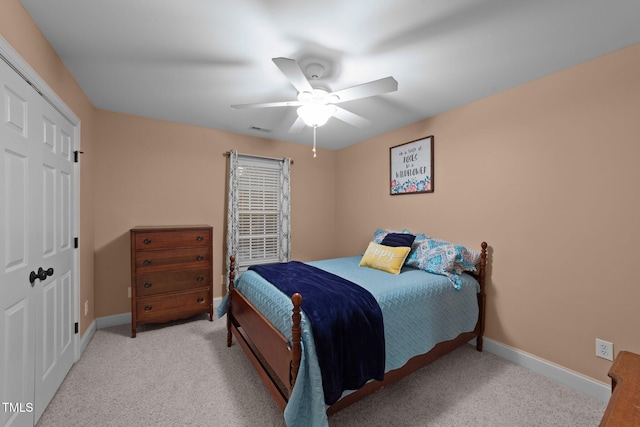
[226,241,488,415]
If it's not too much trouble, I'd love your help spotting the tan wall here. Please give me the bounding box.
[0,0,97,336]
[93,110,337,317]
[336,43,640,384]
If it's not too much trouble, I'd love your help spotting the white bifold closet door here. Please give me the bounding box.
[0,55,76,427]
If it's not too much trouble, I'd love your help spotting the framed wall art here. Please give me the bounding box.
[390,135,434,195]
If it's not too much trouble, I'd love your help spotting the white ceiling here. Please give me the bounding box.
[20,0,640,150]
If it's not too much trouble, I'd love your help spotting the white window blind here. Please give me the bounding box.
[237,156,282,267]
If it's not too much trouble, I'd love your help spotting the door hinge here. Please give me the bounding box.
[74,237,79,249]
[74,322,79,334]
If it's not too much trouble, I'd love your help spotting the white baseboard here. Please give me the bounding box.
[96,312,131,329]
[79,319,96,359]
[478,337,611,402]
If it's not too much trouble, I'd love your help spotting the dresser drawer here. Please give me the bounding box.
[134,247,210,273]
[134,229,211,250]
[135,269,210,296]
[136,289,211,323]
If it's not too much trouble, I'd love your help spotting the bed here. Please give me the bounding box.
[220,234,488,427]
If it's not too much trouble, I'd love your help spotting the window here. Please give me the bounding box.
[237,157,282,266]
[226,151,291,277]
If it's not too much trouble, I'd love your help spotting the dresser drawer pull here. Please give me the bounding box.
[196,276,204,282]
[143,238,152,244]
[197,297,205,303]
[196,236,204,241]
[144,305,153,311]
[144,282,152,288]
[196,255,204,261]
[143,259,152,265]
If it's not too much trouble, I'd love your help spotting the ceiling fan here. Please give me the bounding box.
[231,57,398,157]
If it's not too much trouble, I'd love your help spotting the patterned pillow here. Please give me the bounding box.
[427,238,481,274]
[371,229,387,243]
[402,229,430,266]
[415,244,461,289]
[404,237,481,289]
[359,242,411,274]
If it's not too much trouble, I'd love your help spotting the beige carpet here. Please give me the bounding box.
[36,314,607,426]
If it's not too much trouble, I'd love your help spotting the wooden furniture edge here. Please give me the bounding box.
[468,241,488,351]
[130,231,137,338]
[225,241,488,415]
[600,350,640,426]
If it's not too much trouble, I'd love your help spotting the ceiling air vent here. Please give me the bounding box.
[249,125,270,133]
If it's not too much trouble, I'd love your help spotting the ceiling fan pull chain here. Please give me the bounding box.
[312,125,317,158]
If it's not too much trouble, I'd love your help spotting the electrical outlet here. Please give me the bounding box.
[84,300,89,316]
[128,286,131,298]
[596,338,614,361]
[220,275,225,285]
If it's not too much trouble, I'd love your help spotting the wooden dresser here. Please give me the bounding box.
[130,225,213,338]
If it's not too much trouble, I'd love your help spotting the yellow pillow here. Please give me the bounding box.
[359,241,411,274]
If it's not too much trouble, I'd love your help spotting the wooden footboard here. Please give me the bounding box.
[225,241,488,415]
[226,256,302,411]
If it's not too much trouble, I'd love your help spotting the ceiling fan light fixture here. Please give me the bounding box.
[297,88,333,104]
[296,104,336,127]
[306,63,325,80]
[231,57,398,144]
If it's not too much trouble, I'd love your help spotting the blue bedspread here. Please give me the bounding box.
[249,261,385,405]
[218,256,480,427]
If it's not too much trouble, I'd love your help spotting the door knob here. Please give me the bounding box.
[28,267,54,285]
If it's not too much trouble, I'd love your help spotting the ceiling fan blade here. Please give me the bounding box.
[272,57,314,94]
[288,116,306,133]
[330,76,398,103]
[231,100,302,109]
[332,106,372,128]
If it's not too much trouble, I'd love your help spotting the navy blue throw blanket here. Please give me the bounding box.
[249,261,385,405]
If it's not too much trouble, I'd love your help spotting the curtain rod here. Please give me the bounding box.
[223,151,293,165]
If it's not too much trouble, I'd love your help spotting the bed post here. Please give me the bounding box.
[227,255,236,347]
[290,293,303,392]
[476,242,488,352]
